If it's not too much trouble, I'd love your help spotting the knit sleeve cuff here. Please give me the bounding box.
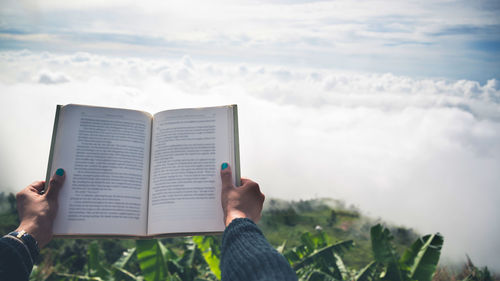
[0,236,33,280]
[220,218,297,281]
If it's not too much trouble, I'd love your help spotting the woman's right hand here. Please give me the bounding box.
[220,163,265,227]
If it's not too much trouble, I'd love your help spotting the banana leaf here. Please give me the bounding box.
[113,248,136,269]
[293,240,354,271]
[354,261,377,281]
[400,233,444,281]
[87,241,110,279]
[370,224,404,281]
[136,240,168,281]
[301,269,340,281]
[112,266,142,281]
[193,236,221,279]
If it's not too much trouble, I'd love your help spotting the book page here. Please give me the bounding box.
[148,106,236,235]
[50,104,152,236]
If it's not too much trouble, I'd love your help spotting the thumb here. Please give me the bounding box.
[45,168,66,200]
[220,162,233,190]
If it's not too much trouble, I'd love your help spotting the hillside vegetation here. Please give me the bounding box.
[0,192,496,280]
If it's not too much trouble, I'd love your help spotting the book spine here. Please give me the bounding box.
[45,105,62,188]
[232,105,241,186]
[145,117,154,236]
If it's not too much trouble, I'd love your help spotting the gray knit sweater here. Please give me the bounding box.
[221,218,297,281]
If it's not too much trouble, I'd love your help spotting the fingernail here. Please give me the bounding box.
[221,163,228,170]
[56,168,65,176]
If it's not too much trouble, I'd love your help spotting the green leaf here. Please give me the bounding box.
[193,236,221,279]
[112,266,142,281]
[87,241,110,279]
[175,239,206,280]
[136,240,168,281]
[300,232,316,254]
[333,253,349,280]
[276,240,287,254]
[400,233,444,281]
[293,240,354,271]
[381,262,406,281]
[284,249,302,264]
[180,241,197,279]
[166,275,182,281]
[56,272,104,280]
[113,248,136,269]
[298,231,329,252]
[312,231,329,249]
[370,224,404,281]
[371,224,398,264]
[302,269,339,281]
[355,261,378,281]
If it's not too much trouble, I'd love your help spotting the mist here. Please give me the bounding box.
[1,51,499,270]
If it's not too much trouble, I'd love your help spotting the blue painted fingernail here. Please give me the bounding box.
[221,163,228,170]
[56,168,64,176]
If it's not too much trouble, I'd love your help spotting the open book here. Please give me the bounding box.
[46,104,240,238]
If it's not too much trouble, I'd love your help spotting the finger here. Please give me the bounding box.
[220,162,233,190]
[28,181,45,193]
[45,168,66,200]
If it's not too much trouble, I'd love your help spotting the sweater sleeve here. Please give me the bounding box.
[220,218,297,281]
[0,236,34,281]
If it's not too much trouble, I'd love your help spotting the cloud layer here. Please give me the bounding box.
[1,0,499,81]
[1,50,499,270]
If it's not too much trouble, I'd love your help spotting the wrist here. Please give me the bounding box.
[225,210,248,227]
[5,229,40,264]
[16,221,50,248]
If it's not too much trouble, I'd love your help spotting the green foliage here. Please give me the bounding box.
[111,248,139,281]
[269,207,301,226]
[0,195,488,281]
[135,237,218,281]
[284,231,354,280]
[370,224,404,281]
[87,241,111,279]
[113,248,136,269]
[368,224,444,281]
[282,224,445,281]
[136,240,168,281]
[47,241,141,281]
[327,210,337,226]
[371,224,400,264]
[400,233,444,281]
[354,261,377,281]
[192,236,221,279]
[460,255,494,281]
[0,192,19,235]
[259,198,375,269]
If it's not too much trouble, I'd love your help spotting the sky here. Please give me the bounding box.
[1,0,500,271]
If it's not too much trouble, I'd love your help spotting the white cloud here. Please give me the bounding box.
[37,70,70,84]
[1,0,498,80]
[1,50,500,270]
